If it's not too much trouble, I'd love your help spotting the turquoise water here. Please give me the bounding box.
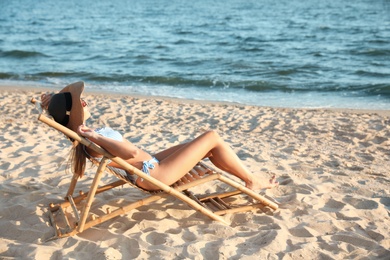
[1,0,390,109]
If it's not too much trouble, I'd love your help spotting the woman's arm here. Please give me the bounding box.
[77,125,139,159]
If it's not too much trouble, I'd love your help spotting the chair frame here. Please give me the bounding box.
[31,98,278,240]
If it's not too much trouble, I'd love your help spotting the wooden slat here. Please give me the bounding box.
[67,195,80,223]
[208,198,226,210]
[48,211,61,238]
[184,190,208,208]
[56,207,72,235]
[199,190,242,201]
[215,197,231,209]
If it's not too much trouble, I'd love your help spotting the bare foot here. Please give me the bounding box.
[246,175,279,191]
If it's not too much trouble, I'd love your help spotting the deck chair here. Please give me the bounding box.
[31,98,278,240]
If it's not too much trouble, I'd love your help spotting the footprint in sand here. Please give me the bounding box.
[320,198,346,212]
[331,233,378,249]
[343,196,378,210]
[379,197,390,210]
[145,232,170,245]
[289,223,318,238]
[278,175,294,185]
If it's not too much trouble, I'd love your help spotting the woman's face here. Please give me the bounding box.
[81,99,91,121]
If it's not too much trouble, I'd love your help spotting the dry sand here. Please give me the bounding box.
[0,86,389,259]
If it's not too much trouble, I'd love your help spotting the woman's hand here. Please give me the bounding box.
[77,124,97,139]
[40,93,53,110]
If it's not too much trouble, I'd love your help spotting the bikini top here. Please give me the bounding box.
[95,127,123,141]
[87,127,136,184]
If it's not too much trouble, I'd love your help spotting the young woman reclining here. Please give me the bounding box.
[41,81,278,191]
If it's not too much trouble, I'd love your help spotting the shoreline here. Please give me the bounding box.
[1,83,390,117]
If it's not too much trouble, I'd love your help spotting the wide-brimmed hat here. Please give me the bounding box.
[48,81,85,132]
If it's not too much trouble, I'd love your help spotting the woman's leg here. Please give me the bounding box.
[154,143,212,162]
[153,137,243,175]
[152,143,187,161]
[138,130,278,191]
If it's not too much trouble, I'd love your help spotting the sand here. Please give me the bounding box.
[0,86,389,259]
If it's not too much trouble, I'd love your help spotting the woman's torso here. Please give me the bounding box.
[86,127,153,170]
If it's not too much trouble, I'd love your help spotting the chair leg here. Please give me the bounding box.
[77,157,109,233]
[66,172,80,198]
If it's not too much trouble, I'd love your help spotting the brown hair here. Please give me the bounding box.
[70,141,87,178]
[47,82,87,178]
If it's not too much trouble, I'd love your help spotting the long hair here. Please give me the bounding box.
[70,141,87,178]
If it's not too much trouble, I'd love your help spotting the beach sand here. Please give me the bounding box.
[0,86,389,259]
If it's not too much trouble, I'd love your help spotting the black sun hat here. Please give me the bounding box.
[48,81,85,132]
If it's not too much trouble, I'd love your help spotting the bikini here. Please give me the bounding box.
[83,127,159,184]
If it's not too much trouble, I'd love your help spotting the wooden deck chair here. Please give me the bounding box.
[31,98,278,240]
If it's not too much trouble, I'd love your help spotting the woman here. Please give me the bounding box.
[41,81,278,191]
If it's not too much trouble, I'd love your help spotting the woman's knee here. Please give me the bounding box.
[203,130,221,142]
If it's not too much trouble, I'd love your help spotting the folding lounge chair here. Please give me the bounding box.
[31,98,279,240]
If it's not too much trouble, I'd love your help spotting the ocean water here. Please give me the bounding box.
[0,0,390,109]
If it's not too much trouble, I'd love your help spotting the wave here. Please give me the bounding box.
[354,70,390,78]
[350,48,390,57]
[359,84,390,96]
[1,71,389,97]
[0,50,49,59]
[0,72,14,79]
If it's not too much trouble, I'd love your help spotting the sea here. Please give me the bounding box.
[1,0,390,110]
